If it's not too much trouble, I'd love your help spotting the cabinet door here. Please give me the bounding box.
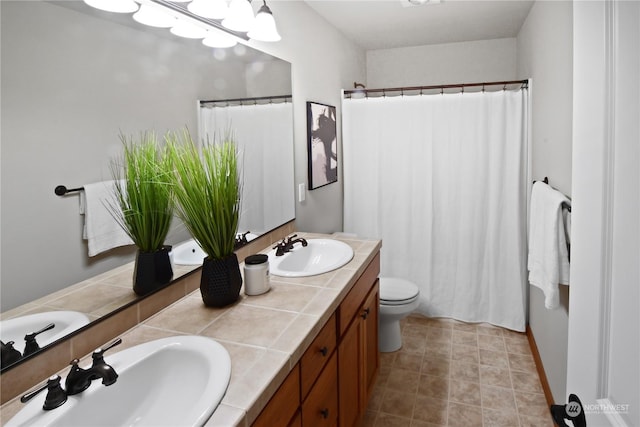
[338,316,362,427]
[361,281,379,405]
[302,353,338,427]
[253,366,300,427]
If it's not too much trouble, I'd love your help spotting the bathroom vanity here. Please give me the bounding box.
[252,248,380,427]
[0,233,381,427]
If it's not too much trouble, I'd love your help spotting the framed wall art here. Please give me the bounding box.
[306,101,338,190]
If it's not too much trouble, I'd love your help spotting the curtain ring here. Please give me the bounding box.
[461,86,465,94]
[482,84,485,93]
[440,87,444,95]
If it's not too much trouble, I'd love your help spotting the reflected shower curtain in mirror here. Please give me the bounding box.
[343,89,528,331]
[200,102,294,235]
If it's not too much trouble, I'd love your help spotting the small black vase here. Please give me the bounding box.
[200,253,242,307]
[133,245,173,296]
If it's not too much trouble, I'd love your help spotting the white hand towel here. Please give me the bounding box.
[528,182,571,309]
[82,180,133,257]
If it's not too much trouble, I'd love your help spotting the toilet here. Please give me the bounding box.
[378,277,420,352]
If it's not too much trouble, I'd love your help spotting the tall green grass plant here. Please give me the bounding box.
[110,132,173,253]
[166,129,241,260]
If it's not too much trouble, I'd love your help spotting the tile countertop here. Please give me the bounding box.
[0,233,382,427]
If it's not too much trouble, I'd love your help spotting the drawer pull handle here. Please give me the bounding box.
[319,346,328,357]
[360,307,370,319]
[320,408,329,419]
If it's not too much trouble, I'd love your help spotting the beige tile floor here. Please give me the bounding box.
[363,315,555,427]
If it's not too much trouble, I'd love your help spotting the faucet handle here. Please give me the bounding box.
[23,323,55,356]
[92,337,122,361]
[21,375,67,410]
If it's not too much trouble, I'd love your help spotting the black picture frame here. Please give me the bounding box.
[306,101,338,190]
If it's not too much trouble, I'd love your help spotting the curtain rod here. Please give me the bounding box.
[343,79,528,97]
[200,94,292,107]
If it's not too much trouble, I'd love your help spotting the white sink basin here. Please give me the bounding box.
[268,239,354,277]
[172,239,207,266]
[7,335,231,427]
[0,311,90,354]
[173,234,259,265]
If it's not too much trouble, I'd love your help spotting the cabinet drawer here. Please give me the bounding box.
[252,365,300,427]
[338,253,380,337]
[302,352,338,427]
[300,314,337,398]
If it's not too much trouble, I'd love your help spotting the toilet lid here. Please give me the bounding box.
[379,277,420,305]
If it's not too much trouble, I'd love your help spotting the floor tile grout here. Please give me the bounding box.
[364,314,555,427]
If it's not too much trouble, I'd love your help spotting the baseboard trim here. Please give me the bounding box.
[526,325,555,406]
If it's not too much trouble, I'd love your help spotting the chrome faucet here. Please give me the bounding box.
[273,234,308,256]
[66,338,121,395]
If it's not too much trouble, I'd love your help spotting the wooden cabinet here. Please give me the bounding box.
[302,353,338,427]
[252,252,380,427]
[337,262,379,427]
[252,366,301,427]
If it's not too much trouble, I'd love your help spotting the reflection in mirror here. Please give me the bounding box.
[199,97,295,237]
[0,0,293,371]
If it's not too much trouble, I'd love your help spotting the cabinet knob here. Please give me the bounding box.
[320,408,329,419]
[319,346,328,357]
[360,307,370,319]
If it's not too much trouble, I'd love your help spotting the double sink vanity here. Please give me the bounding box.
[1,229,382,427]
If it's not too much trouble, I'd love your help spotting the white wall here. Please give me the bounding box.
[366,38,516,88]
[516,0,573,404]
[247,1,366,235]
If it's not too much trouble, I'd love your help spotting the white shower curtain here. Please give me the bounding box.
[200,102,294,234]
[343,90,528,331]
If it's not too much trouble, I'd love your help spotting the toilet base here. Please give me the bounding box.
[379,319,402,352]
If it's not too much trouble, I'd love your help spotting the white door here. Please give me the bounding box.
[567,1,639,426]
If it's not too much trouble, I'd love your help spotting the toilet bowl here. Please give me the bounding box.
[379,277,420,352]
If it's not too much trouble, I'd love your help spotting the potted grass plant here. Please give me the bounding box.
[110,132,174,296]
[166,129,243,307]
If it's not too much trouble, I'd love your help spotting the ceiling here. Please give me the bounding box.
[303,0,535,50]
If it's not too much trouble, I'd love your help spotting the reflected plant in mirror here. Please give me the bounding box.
[109,132,174,296]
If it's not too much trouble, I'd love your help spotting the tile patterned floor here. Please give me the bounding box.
[363,315,555,427]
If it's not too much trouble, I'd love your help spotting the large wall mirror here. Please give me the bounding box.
[0,1,294,371]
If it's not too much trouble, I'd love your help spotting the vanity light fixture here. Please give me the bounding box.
[188,0,229,20]
[247,0,281,42]
[222,0,256,32]
[203,30,238,48]
[83,0,282,48]
[170,20,209,38]
[83,0,139,13]
[133,3,177,28]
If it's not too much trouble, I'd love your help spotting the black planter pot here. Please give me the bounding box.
[200,253,242,307]
[133,246,173,296]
